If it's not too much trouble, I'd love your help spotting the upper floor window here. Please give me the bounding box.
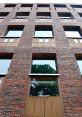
[37,4,49,7]
[34,25,53,38]
[78,13,82,17]
[71,4,82,8]
[0,53,13,75]
[16,12,30,19]
[37,12,51,19]
[31,54,57,74]
[64,26,82,38]
[0,12,9,19]
[5,4,16,7]
[58,12,73,19]
[21,4,33,7]
[5,25,24,38]
[77,60,82,74]
[54,4,66,8]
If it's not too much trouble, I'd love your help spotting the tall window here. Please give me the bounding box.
[5,25,24,37]
[30,54,59,96]
[34,26,53,38]
[64,26,82,38]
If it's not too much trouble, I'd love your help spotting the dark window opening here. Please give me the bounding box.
[16,12,30,19]
[64,26,82,38]
[34,25,53,38]
[21,4,33,7]
[5,4,16,7]
[78,13,82,17]
[37,12,51,19]
[54,4,66,8]
[71,4,82,8]
[37,4,50,7]
[30,78,59,96]
[58,12,74,19]
[0,12,9,19]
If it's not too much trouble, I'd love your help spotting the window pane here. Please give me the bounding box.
[30,79,59,96]
[31,60,57,74]
[35,31,53,37]
[65,31,81,38]
[59,16,71,19]
[0,59,11,75]
[77,60,82,74]
[6,30,23,37]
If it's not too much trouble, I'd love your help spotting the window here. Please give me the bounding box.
[0,59,11,75]
[71,4,82,8]
[31,60,57,74]
[30,79,59,96]
[0,12,9,19]
[5,4,16,7]
[78,13,82,17]
[34,26,53,38]
[37,12,51,19]
[37,4,50,10]
[54,4,66,8]
[58,12,73,19]
[16,12,30,19]
[31,54,57,74]
[0,76,3,85]
[77,60,82,74]
[64,26,82,38]
[37,4,49,7]
[21,4,33,7]
[0,53,13,75]
[5,25,24,37]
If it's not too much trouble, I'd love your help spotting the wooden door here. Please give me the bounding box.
[25,96,64,117]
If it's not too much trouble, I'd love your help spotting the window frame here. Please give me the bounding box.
[64,26,82,39]
[29,53,59,76]
[34,25,54,38]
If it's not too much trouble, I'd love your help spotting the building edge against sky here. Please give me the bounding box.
[0,3,82,117]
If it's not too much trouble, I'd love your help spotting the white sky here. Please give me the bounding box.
[0,0,82,4]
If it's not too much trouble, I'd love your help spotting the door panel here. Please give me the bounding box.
[25,96,64,117]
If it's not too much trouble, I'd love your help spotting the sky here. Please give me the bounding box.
[0,0,82,4]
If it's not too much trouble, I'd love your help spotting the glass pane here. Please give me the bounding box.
[60,16,71,19]
[77,60,82,74]
[30,79,59,96]
[0,59,11,75]
[6,30,23,37]
[31,60,57,74]
[65,31,81,38]
[35,31,53,37]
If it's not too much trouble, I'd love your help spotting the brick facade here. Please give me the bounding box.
[0,3,82,117]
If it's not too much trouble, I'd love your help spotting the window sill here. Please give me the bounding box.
[29,73,59,76]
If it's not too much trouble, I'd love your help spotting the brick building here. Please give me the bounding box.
[0,3,82,117]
